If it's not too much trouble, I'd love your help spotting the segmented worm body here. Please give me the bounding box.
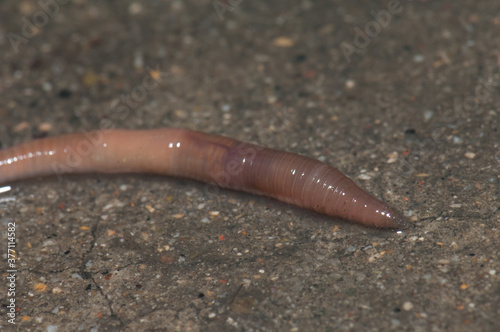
[0,128,407,228]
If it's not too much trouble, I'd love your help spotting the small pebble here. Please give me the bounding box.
[174,109,188,119]
[368,253,382,262]
[464,152,476,159]
[402,301,414,311]
[0,186,12,194]
[226,317,237,327]
[52,287,63,294]
[42,82,53,91]
[47,326,58,332]
[413,54,425,63]
[273,37,294,47]
[267,95,277,104]
[386,152,398,164]
[345,79,356,89]
[102,200,126,211]
[345,246,357,253]
[357,173,372,180]
[34,283,48,292]
[423,110,434,120]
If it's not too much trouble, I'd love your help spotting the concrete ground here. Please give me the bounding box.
[0,0,498,331]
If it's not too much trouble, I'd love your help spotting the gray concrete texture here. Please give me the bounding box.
[0,0,499,331]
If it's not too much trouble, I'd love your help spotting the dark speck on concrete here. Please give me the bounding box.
[58,89,72,98]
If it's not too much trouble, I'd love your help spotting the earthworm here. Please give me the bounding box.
[0,128,407,228]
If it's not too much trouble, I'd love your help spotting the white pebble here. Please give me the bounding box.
[357,173,372,180]
[345,79,356,89]
[413,54,424,63]
[402,301,414,311]
[424,110,434,120]
[47,325,58,332]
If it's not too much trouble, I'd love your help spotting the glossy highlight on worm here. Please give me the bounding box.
[0,128,407,228]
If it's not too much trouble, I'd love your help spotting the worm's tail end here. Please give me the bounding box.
[322,176,409,229]
[370,202,409,229]
[347,190,409,229]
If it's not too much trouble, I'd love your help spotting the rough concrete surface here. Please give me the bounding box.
[0,0,499,331]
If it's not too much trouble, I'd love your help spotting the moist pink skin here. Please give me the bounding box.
[0,128,407,228]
